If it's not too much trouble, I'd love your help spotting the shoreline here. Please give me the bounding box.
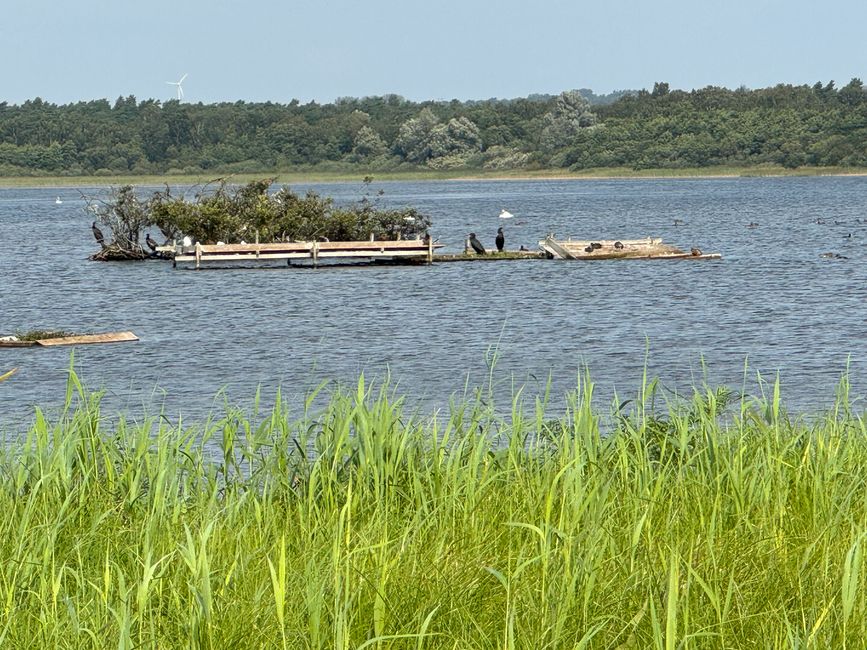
[2,165,867,188]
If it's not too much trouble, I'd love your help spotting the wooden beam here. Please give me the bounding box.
[35,331,140,347]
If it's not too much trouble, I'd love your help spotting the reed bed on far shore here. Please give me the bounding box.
[1,368,866,648]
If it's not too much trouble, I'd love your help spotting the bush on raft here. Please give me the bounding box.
[88,178,432,259]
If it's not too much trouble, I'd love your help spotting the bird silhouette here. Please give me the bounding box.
[495,227,505,252]
[91,221,105,247]
[468,233,486,255]
[145,233,158,253]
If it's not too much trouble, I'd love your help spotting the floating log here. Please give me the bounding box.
[35,331,139,346]
[540,236,721,260]
[0,332,139,348]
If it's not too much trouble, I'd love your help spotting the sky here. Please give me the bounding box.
[2,0,866,106]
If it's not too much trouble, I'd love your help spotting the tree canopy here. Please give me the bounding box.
[3,81,867,176]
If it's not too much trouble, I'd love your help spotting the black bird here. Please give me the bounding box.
[584,245,594,253]
[91,221,105,247]
[468,232,486,255]
[495,227,505,252]
[614,241,624,250]
[591,242,602,250]
[145,233,158,253]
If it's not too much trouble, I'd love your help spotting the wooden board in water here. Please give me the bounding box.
[35,331,139,347]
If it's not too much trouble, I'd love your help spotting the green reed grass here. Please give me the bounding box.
[0,367,866,648]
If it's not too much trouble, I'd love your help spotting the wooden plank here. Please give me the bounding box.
[196,242,313,254]
[176,252,314,262]
[0,340,37,348]
[541,237,577,259]
[36,331,139,347]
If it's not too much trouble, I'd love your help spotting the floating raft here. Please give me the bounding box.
[173,238,443,268]
[540,236,721,261]
[0,331,139,348]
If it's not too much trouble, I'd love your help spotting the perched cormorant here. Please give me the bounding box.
[591,242,602,250]
[614,241,624,250]
[91,221,105,247]
[468,233,486,255]
[495,227,505,252]
[691,247,702,256]
[584,245,594,253]
[145,233,158,253]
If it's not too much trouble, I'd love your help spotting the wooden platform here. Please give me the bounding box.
[433,250,544,262]
[540,236,721,261]
[0,331,139,348]
[173,238,443,268]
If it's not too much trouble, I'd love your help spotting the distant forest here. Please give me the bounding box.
[1,80,866,176]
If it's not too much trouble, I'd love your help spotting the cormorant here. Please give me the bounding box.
[145,233,158,253]
[495,227,505,252]
[468,233,486,255]
[614,241,624,249]
[584,245,594,253]
[591,242,602,250]
[691,247,702,256]
[91,221,105,247]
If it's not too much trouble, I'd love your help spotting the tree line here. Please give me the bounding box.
[2,80,866,176]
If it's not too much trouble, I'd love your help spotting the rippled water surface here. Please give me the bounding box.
[2,176,867,430]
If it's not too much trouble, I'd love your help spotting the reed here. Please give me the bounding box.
[0,368,865,648]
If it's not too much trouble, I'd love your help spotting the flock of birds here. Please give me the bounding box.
[91,220,162,254]
[467,209,526,254]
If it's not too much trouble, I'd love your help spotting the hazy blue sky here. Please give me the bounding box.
[2,0,865,105]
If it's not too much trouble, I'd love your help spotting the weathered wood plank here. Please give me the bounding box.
[35,331,139,347]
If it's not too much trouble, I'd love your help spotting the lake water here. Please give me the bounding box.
[2,176,866,432]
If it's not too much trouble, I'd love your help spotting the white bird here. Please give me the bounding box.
[55,196,62,204]
[499,209,514,219]
[182,236,192,247]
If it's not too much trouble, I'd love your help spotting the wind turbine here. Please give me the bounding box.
[166,73,187,101]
